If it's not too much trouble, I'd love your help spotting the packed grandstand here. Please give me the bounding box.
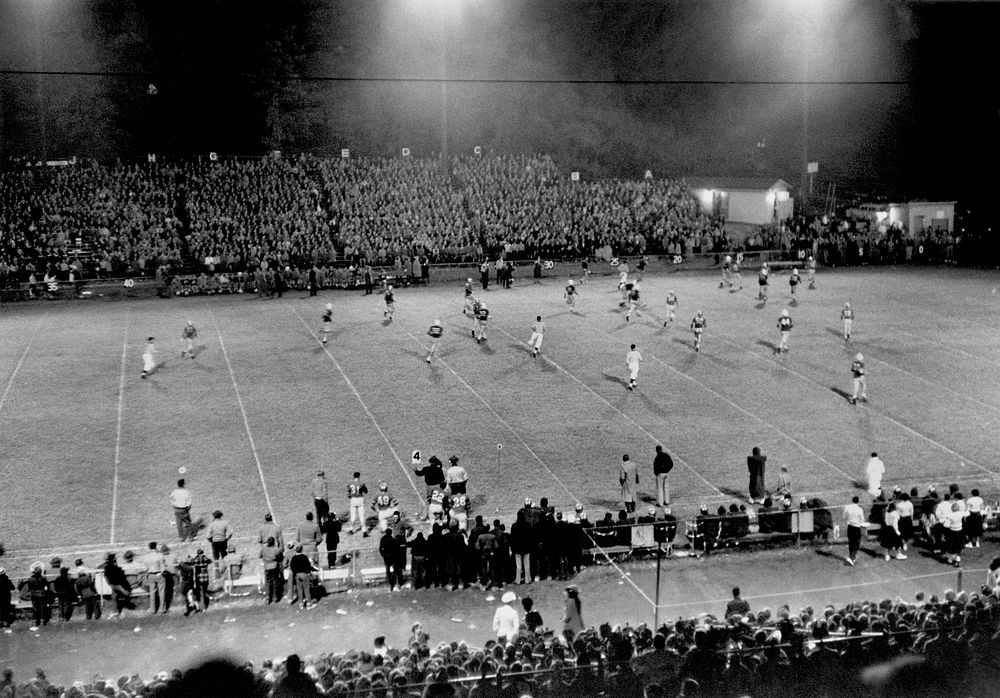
[0,153,971,297]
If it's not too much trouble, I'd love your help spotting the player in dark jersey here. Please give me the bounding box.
[426,319,443,363]
[383,286,395,321]
[758,263,770,302]
[625,283,642,322]
[776,309,793,353]
[319,304,333,344]
[789,267,801,300]
[475,304,490,343]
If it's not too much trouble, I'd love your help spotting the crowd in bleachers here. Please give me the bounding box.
[0,153,724,289]
[5,571,1000,697]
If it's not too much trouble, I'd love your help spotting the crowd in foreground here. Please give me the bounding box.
[5,571,1000,697]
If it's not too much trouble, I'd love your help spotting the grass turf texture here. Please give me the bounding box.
[1,266,999,553]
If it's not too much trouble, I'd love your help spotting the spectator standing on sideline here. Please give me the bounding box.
[493,590,520,643]
[260,537,282,604]
[170,479,193,541]
[323,510,341,568]
[446,455,468,495]
[103,553,134,616]
[142,541,168,614]
[866,452,886,496]
[258,512,283,550]
[415,454,446,520]
[379,528,402,592]
[52,567,76,622]
[311,471,329,523]
[0,566,13,627]
[620,455,639,514]
[510,508,535,584]
[843,496,869,566]
[725,586,750,619]
[563,585,584,642]
[24,563,51,628]
[747,447,767,504]
[288,545,316,610]
[522,596,543,632]
[653,445,674,506]
[347,471,369,536]
[298,512,322,565]
[191,548,212,610]
[72,560,101,621]
[206,510,233,575]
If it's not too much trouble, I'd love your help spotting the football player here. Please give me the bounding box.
[776,309,793,353]
[426,319,443,363]
[663,289,679,326]
[319,304,333,344]
[564,280,578,313]
[528,315,545,357]
[841,302,854,342]
[181,321,197,358]
[690,311,707,352]
[850,353,867,405]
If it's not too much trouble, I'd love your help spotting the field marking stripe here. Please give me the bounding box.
[653,568,983,610]
[109,314,129,545]
[489,324,724,497]
[213,312,276,519]
[291,307,422,503]
[863,352,1000,416]
[406,330,656,608]
[707,332,999,482]
[0,312,47,415]
[647,353,857,483]
[890,326,1000,369]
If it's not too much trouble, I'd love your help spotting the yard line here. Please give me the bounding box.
[887,325,1000,370]
[406,329,656,608]
[645,353,858,483]
[109,315,129,545]
[0,312,47,415]
[708,332,1000,482]
[212,312,276,519]
[860,350,1000,416]
[487,325,724,497]
[291,306,422,503]
[654,568,981,610]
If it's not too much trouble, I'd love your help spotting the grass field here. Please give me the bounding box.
[2,265,999,555]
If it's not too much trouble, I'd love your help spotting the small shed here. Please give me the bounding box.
[685,177,793,226]
[847,201,956,237]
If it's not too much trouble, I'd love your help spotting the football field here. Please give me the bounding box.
[1,265,998,555]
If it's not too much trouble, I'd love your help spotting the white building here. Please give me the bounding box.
[685,177,794,227]
[847,201,956,236]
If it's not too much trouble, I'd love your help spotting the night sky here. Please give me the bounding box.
[0,0,996,206]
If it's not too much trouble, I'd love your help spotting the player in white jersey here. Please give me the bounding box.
[841,302,854,342]
[757,263,770,302]
[663,290,679,326]
[426,319,443,363]
[319,304,333,344]
[776,309,793,353]
[690,311,707,352]
[564,280,578,313]
[141,337,157,379]
[180,321,197,358]
[730,255,744,290]
[625,343,643,391]
[618,260,630,289]
[528,316,545,357]
[719,255,732,288]
[807,256,817,289]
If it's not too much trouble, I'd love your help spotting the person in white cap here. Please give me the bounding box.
[320,303,333,344]
[866,452,886,497]
[426,319,443,363]
[850,353,867,405]
[841,302,854,342]
[776,309,793,354]
[492,590,520,642]
[141,337,157,379]
[180,321,197,358]
[528,316,545,358]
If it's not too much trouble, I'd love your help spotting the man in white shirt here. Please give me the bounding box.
[626,344,643,391]
[141,541,167,614]
[843,496,868,566]
[169,479,193,541]
[492,590,520,642]
[865,453,885,497]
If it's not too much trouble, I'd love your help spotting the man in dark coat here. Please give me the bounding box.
[426,523,445,588]
[414,456,447,521]
[23,564,51,627]
[444,522,467,590]
[379,529,401,591]
[510,509,536,584]
[0,567,16,627]
[747,447,767,503]
[322,512,342,569]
